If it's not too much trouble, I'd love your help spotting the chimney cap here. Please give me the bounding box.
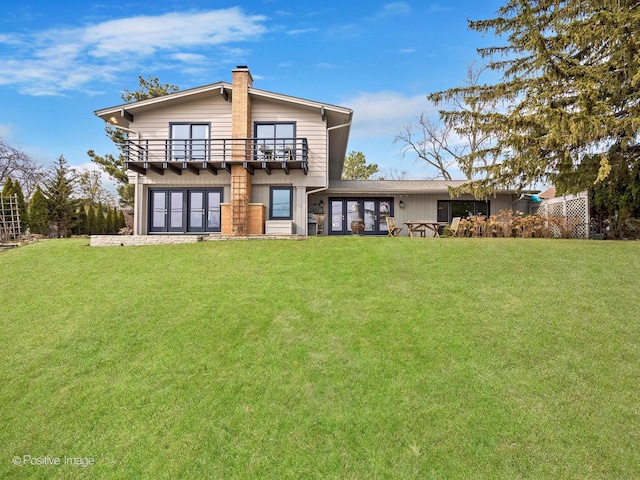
[235,65,249,69]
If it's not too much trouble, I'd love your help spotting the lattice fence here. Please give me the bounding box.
[0,194,22,241]
[532,191,590,239]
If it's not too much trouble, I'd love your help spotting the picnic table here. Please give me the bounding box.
[404,221,447,238]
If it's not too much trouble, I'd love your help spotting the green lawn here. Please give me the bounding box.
[1,237,639,479]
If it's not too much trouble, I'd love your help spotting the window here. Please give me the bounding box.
[437,200,490,223]
[255,122,295,161]
[170,123,209,161]
[270,187,293,220]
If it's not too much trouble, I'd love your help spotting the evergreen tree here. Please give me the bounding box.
[88,76,178,207]
[117,209,126,231]
[105,206,114,234]
[75,207,88,235]
[43,156,77,237]
[86,203,96,235]
[429,0,640,198]
[95,202,106,234]
[28,185,49,235]
[2,177,13,196]
[11,180,28,231]
[341,151,379,180]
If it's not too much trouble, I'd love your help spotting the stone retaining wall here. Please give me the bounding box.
[90,235,204,246]
[90,234,306,246]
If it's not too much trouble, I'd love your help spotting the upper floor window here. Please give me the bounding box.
[255,122,295,140]
[255,123,295,161]
[170,123,209,161]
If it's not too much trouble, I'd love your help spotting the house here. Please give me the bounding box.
[93,66,529,242]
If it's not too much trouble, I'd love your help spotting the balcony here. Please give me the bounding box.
[125,138,308,176]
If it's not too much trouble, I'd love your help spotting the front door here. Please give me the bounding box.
[329,198,393,235]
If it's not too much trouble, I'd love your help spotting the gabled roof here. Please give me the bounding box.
[94,82,352,129]
[94,82,229,123]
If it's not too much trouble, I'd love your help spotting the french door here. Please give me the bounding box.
[150,190,184,233]
[329,198,392,235]
[149,188,222,233]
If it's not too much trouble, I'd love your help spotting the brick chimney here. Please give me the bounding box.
[230,66,253,235]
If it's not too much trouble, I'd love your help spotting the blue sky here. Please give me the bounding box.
[0,0,506,183]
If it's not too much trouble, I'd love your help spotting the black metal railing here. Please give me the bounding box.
[125,138,308,164]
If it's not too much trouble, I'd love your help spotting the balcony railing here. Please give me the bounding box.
[125,138,308,176]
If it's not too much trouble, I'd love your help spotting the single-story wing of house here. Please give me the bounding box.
[93,66,534,239]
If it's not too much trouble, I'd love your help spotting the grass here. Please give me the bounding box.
[1,237,639,479]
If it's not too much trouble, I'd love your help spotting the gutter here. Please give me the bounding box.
[307,120,352,198]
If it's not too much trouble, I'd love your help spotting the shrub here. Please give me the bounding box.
[450,210,584,239]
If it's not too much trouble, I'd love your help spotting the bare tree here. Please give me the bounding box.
[395,62,497,180]
[74,169,115,206]
[395,115,456,180]
[0,139,45,198]
[378,168,409,180]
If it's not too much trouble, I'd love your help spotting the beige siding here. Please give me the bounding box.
[251,184,271,207]
[132,94,232,139]
[251,98,327,184]
[310,192,518,236]
[396,194,515,226]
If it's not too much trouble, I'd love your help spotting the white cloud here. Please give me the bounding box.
[315,62,337,69]
[171,53,209,63]
[378,2,412,17]
[342,90,437,139]
[0,123,17,142]
[85,10,266,58]
[427,4,452,13]
[326,24,362,39]
[0,8,267,96]
[287,28,319,35]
